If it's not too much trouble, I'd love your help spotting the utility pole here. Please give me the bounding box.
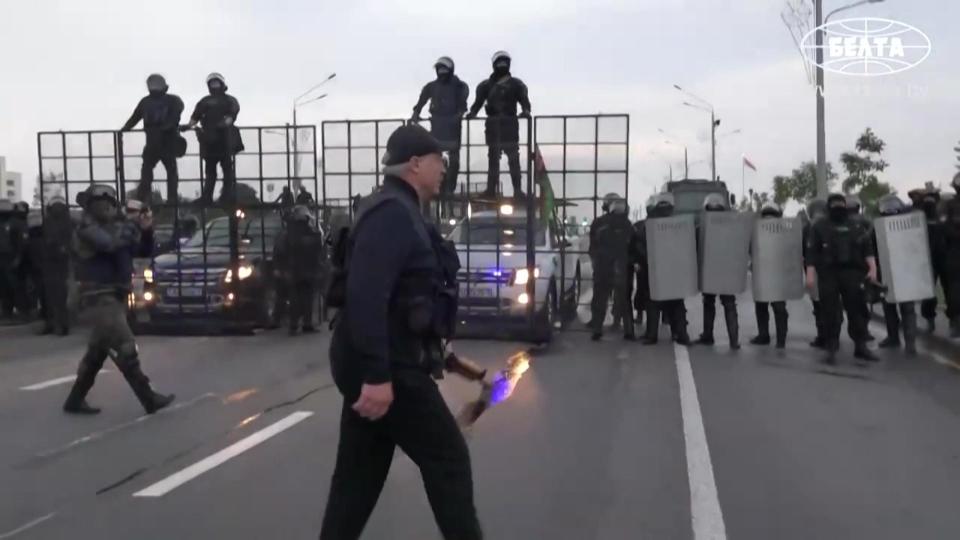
[815,0,827,199]
[711,110,718,183]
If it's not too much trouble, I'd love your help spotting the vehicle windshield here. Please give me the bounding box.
[451,217,547,246]
[672,190,728,214]
[183,216,283,251]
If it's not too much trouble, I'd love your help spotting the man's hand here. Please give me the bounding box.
[805,268,816,291]
[519,110,531,119]
[866,256,878,284]
[352,382,394,421]
[224,117,234,127]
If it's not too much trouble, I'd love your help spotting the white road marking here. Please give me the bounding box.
[0,513,55,539]
[19,371,112,391]
[133,410,314,498]
[674,343,728,540]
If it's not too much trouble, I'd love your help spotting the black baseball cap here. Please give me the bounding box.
[382,124,442,166]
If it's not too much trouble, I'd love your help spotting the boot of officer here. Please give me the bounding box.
[874,195,919,355]
[805,193,878,365]
[751,202,789,348]
[63,187,174,415]
[695,194,740,350]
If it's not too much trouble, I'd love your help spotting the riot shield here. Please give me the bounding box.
[647,214,698,301]
[751,217,805,302]
[874,212,935,303]
[699,212,753,295]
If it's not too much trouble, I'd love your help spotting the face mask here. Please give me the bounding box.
[829,206,847,222]
[922,201,938,217]
[493,62,510,76]
[208,82,224,94]
[436,68,452,80]
[147,84,164,95]
[90,199,116,223]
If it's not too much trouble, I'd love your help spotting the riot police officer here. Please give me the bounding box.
[62,186,174,415]
[0,199,26,321]
[695,193,740,350]
[805,193,878,365]
[846,193,875,341]
[24,210,45,324]
[588,193,635,341]
[412,56,469,204]
[274,205,323,335]
[751,202,789,349]
[120,73,185,204]
[804,198,828,348]
[944,174,960,338]
[628,197,656,330]
[466,50,532,199]
[186,72,242,205]
[320,124,482,540]
[917,190,947,334]
[41,196,73,335]
[641,194,691,346]
[874,195,919,355]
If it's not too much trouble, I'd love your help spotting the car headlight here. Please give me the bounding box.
[224,264,254,283]
[143,268,154,283]
[512,267,540,286]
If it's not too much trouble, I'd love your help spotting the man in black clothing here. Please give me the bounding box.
[588,193,635,341]
[694,194,741,350]
[751,202,790,349]
[186,72,242,205]
[805,193,879,365]
[412,56,469,203]
[628,197,656,331]
[320,124,482,540]
[917,190,947,334]
[273,205,323,335]
[944,174,960,338]
[121,74,185,205]
[0,199,24,320]
[874,195,919,355]
[41,196,73,335]
[63,185,174,415]
[466,50,532,199]
[641,194,691,346]
[804,198,829,348]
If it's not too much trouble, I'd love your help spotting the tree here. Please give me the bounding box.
[954,139,960,171]
[840,128,892,215]
[772,161,837,206]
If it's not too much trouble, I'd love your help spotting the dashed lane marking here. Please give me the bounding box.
[19,370,112,391]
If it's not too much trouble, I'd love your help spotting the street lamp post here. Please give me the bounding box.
[658,128,690,179]
[675,85,720,182]
[814,0,886,199]
[291,73,336,190]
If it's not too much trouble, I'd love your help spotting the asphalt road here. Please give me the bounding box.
[2,295,960,540]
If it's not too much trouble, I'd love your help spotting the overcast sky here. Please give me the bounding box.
[1,0,957,210]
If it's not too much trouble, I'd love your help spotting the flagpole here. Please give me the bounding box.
[741,157,745,209]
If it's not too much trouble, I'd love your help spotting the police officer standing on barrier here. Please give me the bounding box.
[804,198,829,349]
[466,50,531,200]
[874,195,919,355]
[41,195,74,336]
[120,73,185,205]
[320,124,483,540]
[751,202,790,349]
[62,187,174,415]
[411,56,469,211]
[588,193,635,341]
[695,193,741,350]
[273,205,323,335]
[805,193,879,365]
[185,73,242,206]
[642,194,692,346]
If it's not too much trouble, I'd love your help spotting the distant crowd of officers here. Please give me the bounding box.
[587,175,960,365]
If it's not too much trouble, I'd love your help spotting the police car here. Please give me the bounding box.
[450,204,581,343]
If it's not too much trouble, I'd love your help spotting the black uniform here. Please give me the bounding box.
[629,219,648,328]
[918,197,948,330]
[751,211,789,348]
[695,209,740,349]
[803,216,829,348]
[63,202,173,415]
[41,204,74,334]
[467,72,531,197]
[121,88,185,204]
[190,89,242,205]
[320,176,482,540]
[24,219,45,322]
[944,197,960,335]
[640,206,690,345]
[413,73,469,197]
[806,205,875,360]
[273,218,323,334]
[0,203,27,319]
[588,211,635,339]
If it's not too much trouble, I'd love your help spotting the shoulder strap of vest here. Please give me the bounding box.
[345,187,431,267]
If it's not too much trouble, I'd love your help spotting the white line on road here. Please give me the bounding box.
[674,343,728,540]
[0,513,55,539]
[133,410,314,498]
[19,370,112,391]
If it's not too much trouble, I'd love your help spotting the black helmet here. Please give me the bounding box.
[290,205,311,222]
[492,50,511,67]
[206,72,227,91]
[146,73,168,93]
[807,198,827,220]
[760,202,783,218]
[13,201,29,216]
[435,56,454,72]
[83,184,118,208]
[655,192,675,209]
[0,199,12,214]
[703,193,725,212]
[877,194,906,216]
[827,193,847,207]
[845,194,862,214]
